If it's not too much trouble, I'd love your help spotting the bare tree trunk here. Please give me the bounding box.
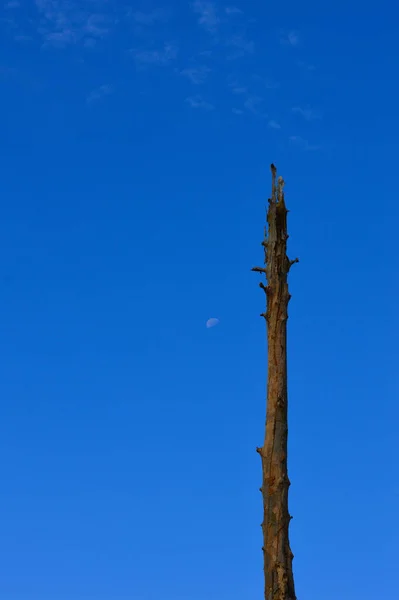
[252,165,298,600]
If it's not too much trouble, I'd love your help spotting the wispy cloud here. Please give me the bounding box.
[297,60,316,71]
[226,33,254,58]
[225,6,243,15]
[231,85,248,96]
[85,13,109,37]
[232,108,243,115]
[131,43,178,67]
[292,106,321,121]
[130,9,169,26]
[180,65,211,84]
[252,74,279,89]
[227,78,247,95]
[280,30,299,46]
[14,34,33,42]
[232,85,247,94]
[289,135,320,151]
[244,95,266,116]
[198,49,213,57]
[268,119,281,129]
[186,95,214,110]
[42,30,76,47]
[192,1,219,33]
[35,0,113,47]
[86,84,113,104]
[228,79,268,117]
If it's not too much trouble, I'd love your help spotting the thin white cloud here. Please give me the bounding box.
[132,43,178,67]
[35,0,113,47]
[86,84,113,104]
[180,65,211,84]
[252,74,279,89]
[227,79,247,95]
[198,49,213,57]
[268,119,281,129]
[280,30,299,46]
[232,108,243,115]
[186,95,215,110]
[192,1,219,33]
[225,6,243,15]
[292,106,321,121]
[297,60,316,71]
[226,33,254,58]
[244,95,265,116]
[232,86,247,94]
[14,34,33,42]
[289,135,320,151]
[130,9,169,26]
[85,13,109,38]
[206,317,219,328]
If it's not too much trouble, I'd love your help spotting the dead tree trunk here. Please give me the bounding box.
[252,164,298,600]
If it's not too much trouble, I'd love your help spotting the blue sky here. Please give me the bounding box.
[1,1,399,599]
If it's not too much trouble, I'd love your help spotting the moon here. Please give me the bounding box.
[206,318,219,329]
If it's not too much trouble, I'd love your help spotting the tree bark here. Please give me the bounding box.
[252,165,297,600]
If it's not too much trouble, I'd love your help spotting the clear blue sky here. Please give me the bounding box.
[0,1,398,599]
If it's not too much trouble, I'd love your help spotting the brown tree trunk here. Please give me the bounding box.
[252,165,297,600]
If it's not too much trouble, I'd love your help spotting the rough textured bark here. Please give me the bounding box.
[252,165,297,600]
